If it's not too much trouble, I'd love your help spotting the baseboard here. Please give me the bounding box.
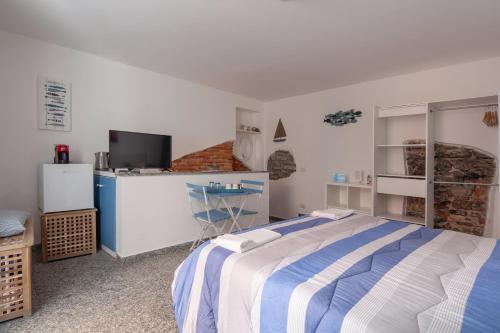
[116,241,192,263]
[101,244,117,258]
[269,215,286,222]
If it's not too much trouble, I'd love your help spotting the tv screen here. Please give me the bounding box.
[109,130,172,169]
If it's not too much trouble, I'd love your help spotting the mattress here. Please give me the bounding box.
[172,214,500,332]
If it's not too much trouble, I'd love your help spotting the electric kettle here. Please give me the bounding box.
[94,152,110,170]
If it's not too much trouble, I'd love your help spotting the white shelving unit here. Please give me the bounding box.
[372,95,500,229]
[372,103,433,227]
[325,183,373,215]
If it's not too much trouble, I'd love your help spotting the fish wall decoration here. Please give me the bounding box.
[324,109,362,126]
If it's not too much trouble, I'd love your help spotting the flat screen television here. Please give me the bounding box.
[109,130,172,169]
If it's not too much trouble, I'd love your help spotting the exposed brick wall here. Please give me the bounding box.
[233,157,250,171]
[403,139,496,236]
[172,141,250,172]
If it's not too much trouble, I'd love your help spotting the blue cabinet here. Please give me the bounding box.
[94,175,116,252]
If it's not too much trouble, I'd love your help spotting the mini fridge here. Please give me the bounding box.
[39,164,94,213]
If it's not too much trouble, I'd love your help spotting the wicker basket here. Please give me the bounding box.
[0,216,33,322]
[41,209,96,263]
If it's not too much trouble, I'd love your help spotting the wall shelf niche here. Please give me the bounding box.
[236,129,261,135]
[235,107,264,170]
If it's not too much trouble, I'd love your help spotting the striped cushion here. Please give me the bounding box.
[0,210,29,237]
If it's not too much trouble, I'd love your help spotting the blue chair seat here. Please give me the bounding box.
[242,188,263,195]
[221,207,258,216]
[193,209,231,223]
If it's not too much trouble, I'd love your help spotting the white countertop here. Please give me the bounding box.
[94,170,268,178]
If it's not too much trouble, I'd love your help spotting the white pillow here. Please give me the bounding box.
[0,210,29,237]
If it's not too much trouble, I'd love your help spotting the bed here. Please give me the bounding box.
[172,214,500,333]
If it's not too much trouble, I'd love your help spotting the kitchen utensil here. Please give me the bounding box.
[54,144,69,164]
[94,152,110,170]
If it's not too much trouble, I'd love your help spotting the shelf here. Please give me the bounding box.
[326,182,372,214]
[350,206,372,214]
[376,144,426,148]
[236,129,261,135]
[434,181,499,187]
[430,96,498,112]
[377,174,426,179]
[328,205,370,215]
[378,213,425,226]
[327,204,349,210]
[378,104,428,118]
[326,182,372,189]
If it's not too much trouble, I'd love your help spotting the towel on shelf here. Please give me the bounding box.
[214,228,281,253]
[311,208,354,220]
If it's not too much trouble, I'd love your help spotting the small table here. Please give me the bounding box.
[0,216,33,321]
[203,188,262,233]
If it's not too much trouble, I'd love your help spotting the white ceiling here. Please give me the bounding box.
[1,0,500,101]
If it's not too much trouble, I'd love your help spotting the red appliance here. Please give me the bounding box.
[54,144,70,164]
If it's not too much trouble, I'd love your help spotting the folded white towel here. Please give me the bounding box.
[214,234,252,253]
[311,208,354,220]
[214,228,281,253]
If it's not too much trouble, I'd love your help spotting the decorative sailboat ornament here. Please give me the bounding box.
[273,119,287,142]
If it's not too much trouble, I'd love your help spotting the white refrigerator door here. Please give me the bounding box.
[41,164,94,213]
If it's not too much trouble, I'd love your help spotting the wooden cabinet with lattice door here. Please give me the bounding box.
[0,216,34,322]
[40,209,96,263]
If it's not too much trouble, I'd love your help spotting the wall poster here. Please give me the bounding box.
[38,77,72,131]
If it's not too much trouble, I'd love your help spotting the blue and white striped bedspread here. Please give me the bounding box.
[172,214,500,333]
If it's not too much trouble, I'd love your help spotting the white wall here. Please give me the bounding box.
[0,31,263,242]
[264,57,500,238]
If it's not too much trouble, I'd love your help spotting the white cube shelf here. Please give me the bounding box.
[325,183,372,215]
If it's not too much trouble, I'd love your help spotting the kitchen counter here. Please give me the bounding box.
[94,170,269,257]
[94,170,268,177]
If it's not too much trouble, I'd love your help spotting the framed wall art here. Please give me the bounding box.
[38,77,72,131]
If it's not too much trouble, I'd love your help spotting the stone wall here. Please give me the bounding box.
[267,150,296,180]
[171,141,250,172]
[404,139,496,236]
